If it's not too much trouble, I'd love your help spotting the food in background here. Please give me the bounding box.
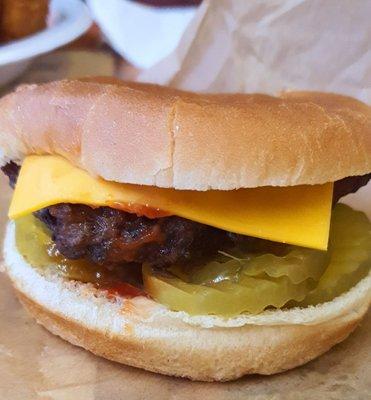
[0,0,48,42]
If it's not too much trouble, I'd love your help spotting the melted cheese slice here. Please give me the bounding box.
[8,155,333,250]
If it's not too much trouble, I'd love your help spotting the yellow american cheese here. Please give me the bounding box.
[8,155,333,250]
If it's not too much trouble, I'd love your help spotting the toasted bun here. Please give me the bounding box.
[0,78,370,190]
[3,221,370,381]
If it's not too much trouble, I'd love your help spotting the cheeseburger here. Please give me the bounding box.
[0,78,370,381]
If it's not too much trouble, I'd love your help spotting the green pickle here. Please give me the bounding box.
[143,266,315,315]
[15,214,115,285]
[15,204,371,316]
[299,204,371,305]
[143,204,371,316]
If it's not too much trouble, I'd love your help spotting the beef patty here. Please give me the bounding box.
[35,204,230,267]
[2,161,370,267]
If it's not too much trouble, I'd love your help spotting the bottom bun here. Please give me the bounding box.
[2,221,371,381]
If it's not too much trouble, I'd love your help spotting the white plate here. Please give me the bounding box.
[0,0,92,86]
[87,0,197,69]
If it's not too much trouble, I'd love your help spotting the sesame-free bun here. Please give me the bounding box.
[3,221,370,381]
[0,78,370,190]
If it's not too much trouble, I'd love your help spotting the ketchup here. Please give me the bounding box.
[106,282,146,299]
[107,201,171,219]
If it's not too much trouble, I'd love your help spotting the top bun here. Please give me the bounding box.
[0,77,370,190]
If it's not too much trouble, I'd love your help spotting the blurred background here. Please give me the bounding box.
[0,0,203,88]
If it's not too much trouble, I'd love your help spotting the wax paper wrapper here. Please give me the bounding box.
[139,0,371,102]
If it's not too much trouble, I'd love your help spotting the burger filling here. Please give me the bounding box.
[2,161,371,316]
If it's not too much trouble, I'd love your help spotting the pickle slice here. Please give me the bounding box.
[300,204,371,305]
[143,265,315,315]
[185,248,328,285]
[15,214,115,284]
[15,213,55,267]
[144,204,371,316]
[242,250,329,283]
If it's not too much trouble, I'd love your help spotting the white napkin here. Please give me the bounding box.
[87,0,196,69]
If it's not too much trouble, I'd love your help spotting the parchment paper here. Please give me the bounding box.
[1,0,371,396]
[138,0,371,102]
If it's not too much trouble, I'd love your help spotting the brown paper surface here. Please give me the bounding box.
[0,42,371,400]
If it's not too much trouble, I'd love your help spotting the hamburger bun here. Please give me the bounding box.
[3,221,371,381]
[0,78,370,190]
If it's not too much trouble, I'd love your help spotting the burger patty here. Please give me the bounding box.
[35,204,231,267]
[1,161,19,189]
[333,173,371,204]
[2,161,370,267]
